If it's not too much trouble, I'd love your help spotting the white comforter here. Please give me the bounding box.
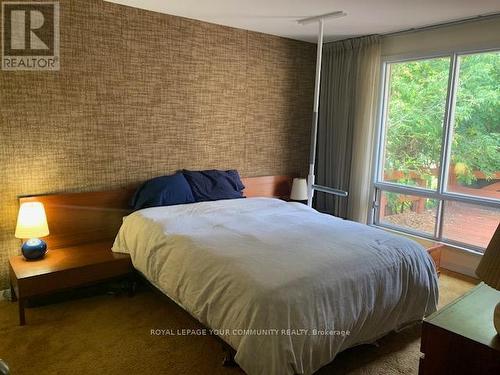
[113,198,438,375]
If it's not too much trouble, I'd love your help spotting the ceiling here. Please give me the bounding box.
[105,0,500,43]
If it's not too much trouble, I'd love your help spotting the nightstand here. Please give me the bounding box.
[419,283,500,374]
[9,241,133,325]
[426,243,442,275]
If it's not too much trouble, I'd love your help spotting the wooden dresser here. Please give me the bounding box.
[419,283,500,374]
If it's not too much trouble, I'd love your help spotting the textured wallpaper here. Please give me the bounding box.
[0,1,315,288]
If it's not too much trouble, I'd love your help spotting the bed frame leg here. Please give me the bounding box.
[222,344,237,367]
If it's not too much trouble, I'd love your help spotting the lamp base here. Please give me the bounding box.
[495,302,500,335]
[21,238,47,260]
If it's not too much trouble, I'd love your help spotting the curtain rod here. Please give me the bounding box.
[382,12,500,38]
[323,13,500,45]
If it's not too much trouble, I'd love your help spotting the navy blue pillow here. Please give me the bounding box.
[131,173,195,210]
[182,170,245,202]
[226,170,245,191]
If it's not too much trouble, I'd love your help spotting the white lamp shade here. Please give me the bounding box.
[290,178,308,201]
[15,202,50,239]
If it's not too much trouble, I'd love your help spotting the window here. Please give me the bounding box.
[373,50,500,253]
[381,57,450,190]
[446,52,500,201]
[379,191,439,236]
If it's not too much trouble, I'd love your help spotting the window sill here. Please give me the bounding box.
[371,224,483,278]
[370,223,485,255]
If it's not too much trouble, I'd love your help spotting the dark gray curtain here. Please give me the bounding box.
[315,35,381,219]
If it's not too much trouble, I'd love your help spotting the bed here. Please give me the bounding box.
[112,196,439,375]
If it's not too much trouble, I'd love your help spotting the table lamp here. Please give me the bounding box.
[475,223,500,335]
[15,202,50,260]
[290,178,308,202]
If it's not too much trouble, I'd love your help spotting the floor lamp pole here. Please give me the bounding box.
[307,19,324,207]
[298,11,348,207]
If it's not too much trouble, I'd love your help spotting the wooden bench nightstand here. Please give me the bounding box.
[426,243,443,275]
[382,230,443,275]
[9,241,133,325]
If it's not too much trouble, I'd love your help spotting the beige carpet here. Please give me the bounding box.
[0,271,476,375]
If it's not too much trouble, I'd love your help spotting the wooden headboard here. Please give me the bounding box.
[18,175,293,249]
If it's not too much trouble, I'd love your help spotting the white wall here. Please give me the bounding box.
[441,247,482,278]
[381,16,500,58]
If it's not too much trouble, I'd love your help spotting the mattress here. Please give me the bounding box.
[112,197,438,375]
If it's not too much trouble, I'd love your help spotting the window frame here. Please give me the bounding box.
[370,47,500,254]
